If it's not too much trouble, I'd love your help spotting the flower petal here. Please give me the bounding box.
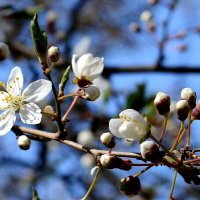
[0,91,9,109]
[119,121,146,141]
[120,109,146,124]
[19,102,41,124]
[72,54,79,78]
[109,118,124,138]
[0,109,16,135]
[22,79,52,103]
[7,66,23,96]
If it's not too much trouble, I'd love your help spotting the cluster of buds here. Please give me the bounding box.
[153,88,198,122]
[140,10,156,32]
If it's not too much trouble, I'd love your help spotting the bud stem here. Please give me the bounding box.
[159,115,168,146]
[185,111,192,149]
[170,121,184,151]
[133,165,153,178]
[81,166,101,200]
[169,169,178,199]
[62,96,79,123]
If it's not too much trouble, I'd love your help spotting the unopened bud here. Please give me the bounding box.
[181,88,196,109]
[147,21,156,32]
[43,105,54,113]
[48,46,60,62]
[176,30,187,39]
[140,10,152,22]
[18,135,31,150]
[100,132,115,148]
[77,130,95,148]
[129,22,140,33]
[119,176,141,197]
[154,92,170,115]
[192,101,200,120]
[119,159,132,171]
[176,44,187,52]
[176,100,189,121]
[140,141,161,162]
[100,154,122,169]
[81,85,100,101]
[147,0,158,5]
[0,42,9,61]
[46,10,57,33]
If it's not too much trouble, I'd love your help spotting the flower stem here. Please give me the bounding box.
[62,96,79,123]
[81,166,101,200]
[133,165,153,178]
[57,93,80,101]
[169,169,178,199]
[159,115,168,146]
[170,121,184,151]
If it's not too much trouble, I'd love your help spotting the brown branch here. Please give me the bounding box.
[12,125,143,159]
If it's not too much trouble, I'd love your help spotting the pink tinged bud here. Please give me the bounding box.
[81,85,100,101]
[18,135,31,150]
[181,88,196,109]
[147,0,158,5]
[119,176,141,197]
[0,42,9,61]
[154,92,171,115]
[100,132,115,148]
[100,154,122,169]
[129,22,141,33]
[176,100,189,121]
[192,101,200,120]
[48,46,60,62]
[119,159,132,171]
[140,141,161,162]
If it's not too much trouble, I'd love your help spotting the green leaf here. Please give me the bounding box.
[59,66,71,96]
[30,13,47,64]
[32,188,40,200]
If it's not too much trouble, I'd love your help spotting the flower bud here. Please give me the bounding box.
[119,159,132,171]
[140,141,161,162]
[100,154,122,169]
[81,85,100,101]
[77,130,95,148]
[18,135,31,150]
[192,101,200,120]
[147,0,157,5]
[43,105,54,113]
[46,10,57,33]
[176,100,189,121]
[129,22,140,33]
[154,92,170,115]
[181,88,196,109]
[140,10,152,22]
[100,132,115,148]
[0,42,9,61]
[119,176,141,197]
[48,46,60,62]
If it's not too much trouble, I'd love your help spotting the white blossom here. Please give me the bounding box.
[72,53,104,82]
[0,66,52,135]
[109,109,148,141]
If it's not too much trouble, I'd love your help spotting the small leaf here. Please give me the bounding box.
[32,188,40,200]
[30,13,47,64]
[58,66,71,96]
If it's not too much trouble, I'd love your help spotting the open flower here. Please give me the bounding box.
[72,53,104,87]
[0,66,52,135]
[109,109,148,141]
